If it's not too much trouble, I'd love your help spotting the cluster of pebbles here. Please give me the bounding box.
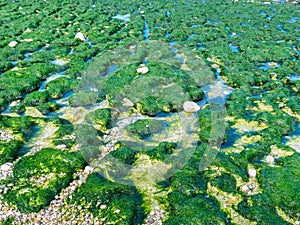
[144,206,166,225]
[0,129,14,142]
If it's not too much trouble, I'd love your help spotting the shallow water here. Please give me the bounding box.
[229,43,240,53]
[143,21,151,42]
[39,71,66,91]
[283,124,300,153]
[259,62,281,70]
[112,14,131,22]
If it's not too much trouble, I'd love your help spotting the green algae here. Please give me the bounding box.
[125,119,165,139]
[2,148,85,213]
[67,172,143,224]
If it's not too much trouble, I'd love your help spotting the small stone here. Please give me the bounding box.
[136,66,149,74]
[266,155,275,164]
[100,205,107,209]
[75,32,85,41]
[56,144,67,150]
[21,38,33,42]
[183,101,200,113]
[84,166,94,173]
[248,168,257,178]
[114,209,120,214]
[248,183,256,190]
[8,41,18,47]
[241,185,250,194]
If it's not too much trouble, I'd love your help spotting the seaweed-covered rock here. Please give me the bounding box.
[68,92,98,107]
[67,172,142,224]
[166,193,227,225]
[136,96,172,116]
[23,91,49,107]
[0,140,23,165]
[2,148,85,213]
[125,119,165,139]
[46,77,72,99]
[85,108,112,131]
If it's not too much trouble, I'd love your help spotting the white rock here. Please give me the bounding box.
[100,205,107,209]
[136,66,149,74]
[241,185,250,194]
[266,155,274,164]
[21,38,33,42]
[56,144,67,150]
[75,32,85,41]
[8,41,18,47]
[183,101,200,113]
[84,166,94,173]
[248,168,257,178]
[0,164,12,171]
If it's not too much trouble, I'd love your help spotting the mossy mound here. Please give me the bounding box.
[67,172,143,224]
[125,119,165,139]
[1,148,85,213]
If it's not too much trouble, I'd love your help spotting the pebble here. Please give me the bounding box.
[183,101,200,113]
[75,32,86,41]
[266,155,275,164]
[248,168,257,178]
[136,66,149,74]
[241,185,250,194]
[8,41,18,47]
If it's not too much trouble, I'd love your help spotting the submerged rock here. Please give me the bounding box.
[183,101,200,112]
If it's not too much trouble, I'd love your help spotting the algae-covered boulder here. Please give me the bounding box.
[67,172,142,224]
[165,193,227,225]
[125,119,165,139]
[85,108,112,131]
[46,77,72,99]
[2,148,85,213]
[24,91,49,107]
[136,96,172,116]
[68,92,98,107]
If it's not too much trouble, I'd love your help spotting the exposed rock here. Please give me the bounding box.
[137,66,149,74]
[183,101,200,113]
[248,168,257,178]
[266,155,275,164]
[8,41,18,47]
[75,32,85,41]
